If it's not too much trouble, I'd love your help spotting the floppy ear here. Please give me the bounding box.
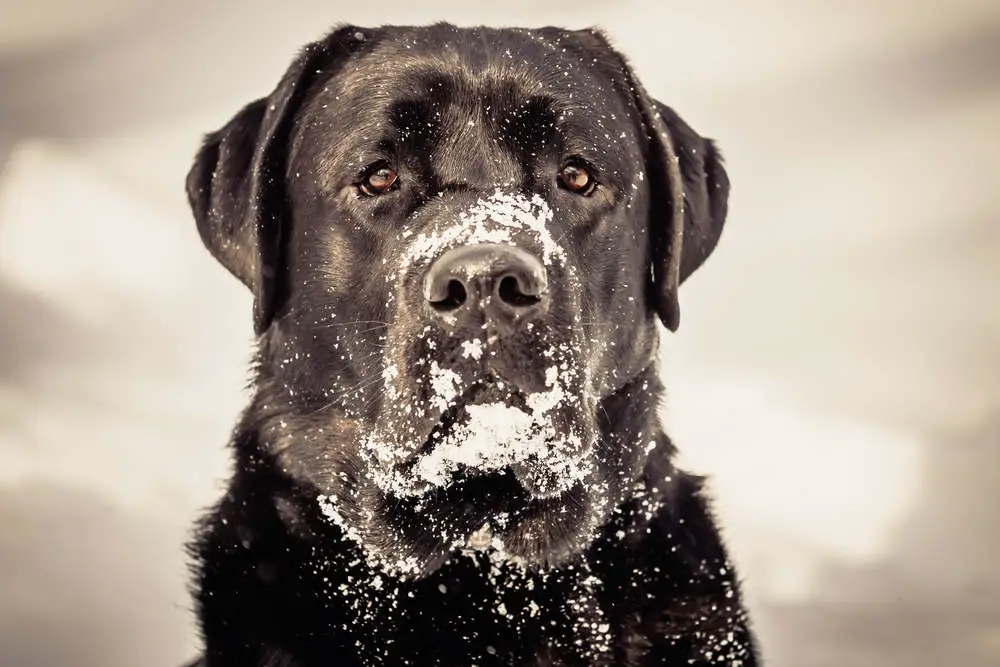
[627,86,731,332]
[648,101,730,331]
[582,31,730,332]
[185,27,374,334]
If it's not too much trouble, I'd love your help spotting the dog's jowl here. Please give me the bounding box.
[183,23,759,666]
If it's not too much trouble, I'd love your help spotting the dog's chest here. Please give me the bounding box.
[312,551,617,666]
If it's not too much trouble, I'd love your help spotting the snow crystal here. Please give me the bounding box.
[460,339,484,360]
[428,361,462,413]
[467,523,493,550]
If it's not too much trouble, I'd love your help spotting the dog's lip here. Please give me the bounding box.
[456,479,589,553]
[404,473,587,543]
[371,365,595,504]
[463,376,529,407]
[408,469,524,517]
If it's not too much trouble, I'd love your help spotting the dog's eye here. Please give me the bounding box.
[358,165,399,196]
[558,162,596,196]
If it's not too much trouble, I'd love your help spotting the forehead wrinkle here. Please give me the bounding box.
[292,30,643,196]
[315,61,544,175]
[439,112,522,187]
[333,26,590,112]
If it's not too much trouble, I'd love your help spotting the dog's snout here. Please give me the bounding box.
[423,243,548,328]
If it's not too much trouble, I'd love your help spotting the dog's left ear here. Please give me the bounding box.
[641,100,731,332]
[571,29,731,332]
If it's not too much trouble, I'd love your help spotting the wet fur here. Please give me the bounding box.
[183,23,759,666]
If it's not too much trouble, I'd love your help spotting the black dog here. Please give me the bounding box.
[183,23,758,666]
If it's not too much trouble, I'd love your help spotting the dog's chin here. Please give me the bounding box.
[379,473,603,577]
[312,376,605,577]
[474,481,607,567]
[315,463,609,580]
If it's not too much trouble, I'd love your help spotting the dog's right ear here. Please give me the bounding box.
[186,99,268,330]
[185,27,376,335]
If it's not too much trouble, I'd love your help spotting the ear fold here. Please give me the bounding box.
[653,103,731,288]
[186,100,269,330]
[185,27,373,334]
[576,29,731,333]
[627,86,731,332]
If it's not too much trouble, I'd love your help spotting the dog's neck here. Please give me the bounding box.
[190,362,760,665]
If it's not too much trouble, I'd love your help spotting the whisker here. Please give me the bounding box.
[307,371,386,417]
[597,400,612,429]
[338,373,387,400]
[352,325,392,337]
[315,319,390,329]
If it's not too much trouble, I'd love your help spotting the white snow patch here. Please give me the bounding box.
[461,339,485,360]
[359,337,590,501]
[398,190,566,275]
[411,394,589,496]
[428,361,462,413]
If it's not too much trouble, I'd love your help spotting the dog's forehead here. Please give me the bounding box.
[294,27,641,167]
[340,25,623,99]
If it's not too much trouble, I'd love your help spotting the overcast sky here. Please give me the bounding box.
[1,2,998,666]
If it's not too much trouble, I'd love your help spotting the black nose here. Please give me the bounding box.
[423,243,548,330]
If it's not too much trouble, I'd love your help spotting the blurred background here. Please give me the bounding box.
[0,1,998,665]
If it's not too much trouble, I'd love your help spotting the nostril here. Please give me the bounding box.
[429,279,468,312]
[497,275,542,309]
[423,244,547,326]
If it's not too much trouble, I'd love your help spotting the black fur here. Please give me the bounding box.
[183,23,757,666]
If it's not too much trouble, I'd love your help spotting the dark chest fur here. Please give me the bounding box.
[191,444,758,666]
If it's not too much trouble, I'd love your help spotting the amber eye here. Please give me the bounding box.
[558,162,596,195]
[359,165,399,196]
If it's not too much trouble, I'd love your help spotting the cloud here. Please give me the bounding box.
[662,345,925,606]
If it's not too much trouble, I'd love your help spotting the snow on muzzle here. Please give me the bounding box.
[361,191,594,499]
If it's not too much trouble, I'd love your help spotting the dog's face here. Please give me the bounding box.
[187,24,729,577]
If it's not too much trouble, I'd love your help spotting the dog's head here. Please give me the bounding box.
[187,24,729,576]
